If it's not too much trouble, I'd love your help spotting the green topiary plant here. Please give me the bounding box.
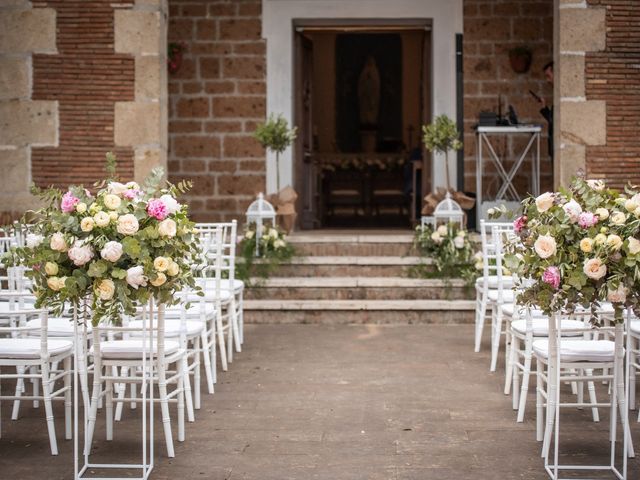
[253,113,297,192]
[422,115,463,191]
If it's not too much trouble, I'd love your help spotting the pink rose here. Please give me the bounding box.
[61,191,80,213]
[542,266,561,290]
[578,211,598,229]
[513,216,527,233]
[123,189,141,200]
[146,198,168,220]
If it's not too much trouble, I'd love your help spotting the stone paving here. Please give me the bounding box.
[1,324,639,479]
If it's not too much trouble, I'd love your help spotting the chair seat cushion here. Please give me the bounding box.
[128,319,203,337]
[195,278,243,294]
[488,289,515,303]
[26,317,92,337]
[220,279,244,292]
[162,303,217,319]
[94,339,180,359]
[0,338,73,359]
[476,275,514,289]
[183,289,232,303]
[500,303,545,318]
[532,339,615,362]
[511,318,585,337]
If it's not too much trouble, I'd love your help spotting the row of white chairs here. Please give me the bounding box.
[0,220,246,459]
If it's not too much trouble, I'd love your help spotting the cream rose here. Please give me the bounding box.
[160,194,181,215]
[586,179,605,191]
[431,231,443,244]
[100,241,123,262]
[96,279,115,300]
[109,211,118,222]
[44,262,58,276]
[245,230,255,239]
[76,202,87,214]
[606,234,623,250]
[167,261,180,277]
[562,199,583,223]
[583,258,607,280]
[535,192,555,212]
[454,236,465,249]
[50,232,68,252]
[67,242,93,266]
[94,211,110,227]
[47,276,66,291]
[117,214,139,235]
[579,238,594,253]
[80,217,95,232]
[107,181,127,196]
[103,194,121,210]
[625,200,638,212]
[629,237,640,255]
[150,272,167,287]
[126,266,147,290]
[153,256,170,272]
[595,233,607,245]
[610,211,627,225]
[269,228,279,239]
[437,225,448,236]
[158,218,177,238]
[595,208,609,221]
[274,239,286,249]
[534,234,557,259]
[26,233,44,249]
[607,285,627,303]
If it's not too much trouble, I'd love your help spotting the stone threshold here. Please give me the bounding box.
[287,233,415,244]
[244,299,476,310]
[247,277,469,288]
[284,256,428,265]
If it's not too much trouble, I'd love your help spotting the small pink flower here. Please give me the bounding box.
[146,198,168,220]
[513,215,527,233]
[578,211,598,229]
[122,189,141,200]
[61,191,80,213]
[542,266,561,290]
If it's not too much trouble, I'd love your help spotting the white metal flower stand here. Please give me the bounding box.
[73,300,159,480]
[542,311,633,480]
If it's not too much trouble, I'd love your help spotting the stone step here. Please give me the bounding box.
[288,233,416,257]
[243,299,475,324]
[245,277,473,301]
[270,256,431,277]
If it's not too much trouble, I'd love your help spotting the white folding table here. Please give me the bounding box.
[475,125,542,219]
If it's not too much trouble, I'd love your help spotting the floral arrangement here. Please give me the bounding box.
[313,154,406,172]
[507,177,640,323]
[235,224,294,284]
[411,223,479,285]
[5,154,201,325]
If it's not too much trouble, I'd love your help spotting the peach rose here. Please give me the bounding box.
[534,234,557,259]
[583,258,607,280]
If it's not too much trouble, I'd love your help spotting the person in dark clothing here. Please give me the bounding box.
[537,61,554,160]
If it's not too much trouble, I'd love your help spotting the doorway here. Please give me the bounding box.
[294,22,432,229]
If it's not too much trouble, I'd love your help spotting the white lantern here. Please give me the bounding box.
[245,193,276,256]
[432,192,464,228]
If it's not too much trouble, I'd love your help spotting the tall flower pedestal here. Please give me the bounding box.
[73,301,164,480]
[540,312,634,480]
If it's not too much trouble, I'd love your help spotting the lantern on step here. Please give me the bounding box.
[245,193,276,256]
[432,192,464,228]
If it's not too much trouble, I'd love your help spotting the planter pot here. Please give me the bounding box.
[509,52,532,74]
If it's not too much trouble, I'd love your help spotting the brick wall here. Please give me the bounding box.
[585,0,640,188]
[31,0,135,187]
[463,0,554,196]
[167,0,266,222]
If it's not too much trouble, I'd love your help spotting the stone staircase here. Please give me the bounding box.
[243,232,476,324]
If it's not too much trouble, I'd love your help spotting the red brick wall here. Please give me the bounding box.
[585,0,640,188]
[31,0,135,187]
[167,0,266,222]
[463,0,554,196]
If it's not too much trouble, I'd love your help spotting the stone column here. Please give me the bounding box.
[554,0,606,187]
[0,1,58,216]
[114,0,168,184]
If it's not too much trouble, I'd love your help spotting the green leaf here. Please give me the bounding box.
[111,268,127,279]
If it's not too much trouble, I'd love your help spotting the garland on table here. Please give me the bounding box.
[235,224,295,285]
[4,153,201,326]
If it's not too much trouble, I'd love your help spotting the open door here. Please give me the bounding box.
[294,32,318,229]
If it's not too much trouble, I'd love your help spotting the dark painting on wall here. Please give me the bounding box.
[335,33,403,153]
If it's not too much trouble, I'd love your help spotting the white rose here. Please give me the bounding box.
[93,211,111,227]
[595,208,609,220]
[117,214,139,235]
[431,231,442,244]
[625,200,638,212]
[629,237,640,255]
[76,202,87,214]
[160,194,181,215]
[269,228,279,239]
[103,194,122,210]
[158,218,177,238]
[126,266,147,290]
[610,211,627,225]
[96,279,115,301]
[26,233,44,249]
[606,234,623,250]
[535,192,555,212]
[454,236,465,249]
[50,232,68,252]
[167,261,180,277]
[274,239,285,249]
[534,234,557,259]
[586,179,605,191]
[583,258,607,280]
[107,181,127,196]
[67,242,94,266]
[245,230,255,239]
[562,199,583,223]
[81,217,95,232]
[437,225,448,236]
[100,241,123,262]
[607,285,627,303]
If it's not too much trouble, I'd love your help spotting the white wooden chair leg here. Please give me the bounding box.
[200,330,214,393]
[194,336,201,409]
[505,333,515,396]
[114,366,127,421]
[158,376,175,458]
[542,361,557,458]
[615,361,635,457]
[226,312,234,364]
[177,361,185,441]
[490,306,503,372]
[11,366,24,420]
[576,369,584,409]
[86,365,102,453]
[40,361,58,456]
[517,350,533,422]
[238,292,244,345]
[585,370,599,422]
[231,298,241,353]
[64,356,72,440]
[105,380,113,441]
[32,366,39,408]
[475,292,487,352]
[216,315,228,372]
[536,360,544,442]
[183,357,194,422]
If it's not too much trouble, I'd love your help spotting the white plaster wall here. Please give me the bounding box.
[262,0,463,194]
